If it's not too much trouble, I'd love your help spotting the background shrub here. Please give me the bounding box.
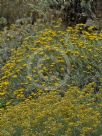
[0,0,36,24]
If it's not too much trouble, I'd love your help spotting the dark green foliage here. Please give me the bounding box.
[30,0,97,27]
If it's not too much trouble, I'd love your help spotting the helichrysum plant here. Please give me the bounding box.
[0,83,102,136]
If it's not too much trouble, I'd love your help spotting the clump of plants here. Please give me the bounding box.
[30,0,97,26]
[0,83,102,136]
[0,23,102,108]
[0,12,102,136]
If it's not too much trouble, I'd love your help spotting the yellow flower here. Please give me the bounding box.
[26,76,33,81]
[0,92,6,96]
[87,65,92,70]
[13,75,17,78]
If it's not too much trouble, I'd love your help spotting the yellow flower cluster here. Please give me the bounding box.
[0,22,102,136]
[0,23,102,104]
[0,83,102,136]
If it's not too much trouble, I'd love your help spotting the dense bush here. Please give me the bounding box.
[0,22,102,107]
[31,0,97,26]
[0,15,102,135]
[0,0,99,27]
[0,83,102,136]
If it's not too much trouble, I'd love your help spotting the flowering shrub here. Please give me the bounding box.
[0,24,41,68]
[0,21,102,136]
[0,83,102,136]
[0,23,102,104]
